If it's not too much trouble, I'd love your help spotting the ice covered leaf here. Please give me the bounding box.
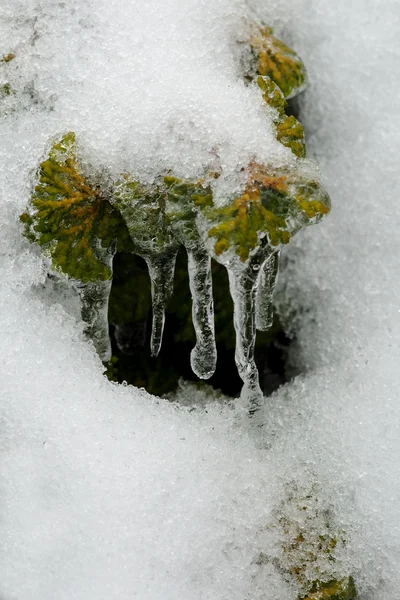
[247,24,307,99]
[262,483,358,600]
[20,132,121,283]
[204,163,330,263]
[301,577,357,600]
[113,177,178,256]
[257,75,306,158]
[164,174,213,249]
[206,184,288,262]
[113,177,180,356]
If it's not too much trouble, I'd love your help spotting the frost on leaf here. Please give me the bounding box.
[247,24,307,99]
[20,132,120,284]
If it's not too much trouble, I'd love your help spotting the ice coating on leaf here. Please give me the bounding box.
[113,178,178,257]
[187,248,217,379]
[257,75,306,158]
[202,162,330,265]
[163,174,214,249]
[256,250,280,331]
[113,180,179,356]
[75,280,113,361]
[20,132,119,284]
[246,24,307,99]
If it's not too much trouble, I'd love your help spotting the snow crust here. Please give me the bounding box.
[1,0,400,598]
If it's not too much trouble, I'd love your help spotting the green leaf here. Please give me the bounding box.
[203,163,330,261]
[257,75,306,158]
[21,132,122,283]
[248,25,307,99]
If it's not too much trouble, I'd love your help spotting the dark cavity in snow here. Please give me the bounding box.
[106,247,294,398]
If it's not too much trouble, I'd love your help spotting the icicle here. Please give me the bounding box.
[145,251,177,357]
[186,247,217,379]
[227,254,264,418]
[75,279,113,361]
[256,250,280,331]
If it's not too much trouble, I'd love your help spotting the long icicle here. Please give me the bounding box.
[145,251,178,357]
[227,255,264,418]
[256,250,280,331]
[187,246,217,379]
[75,279,113,362]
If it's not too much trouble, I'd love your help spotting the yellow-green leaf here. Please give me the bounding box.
[203,163,330,261]
[21,132,122,283]
[248,25,307,99]
[257,75,306,158]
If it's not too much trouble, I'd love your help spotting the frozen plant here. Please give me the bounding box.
[20,22,330,415]
[257,482,358,599]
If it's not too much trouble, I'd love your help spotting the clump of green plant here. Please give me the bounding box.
[257,483,358,599]
[20,22,330,414]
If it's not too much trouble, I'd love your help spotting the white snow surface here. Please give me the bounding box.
[1,0,400,598]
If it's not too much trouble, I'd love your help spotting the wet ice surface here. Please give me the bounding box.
[1,0,400,599]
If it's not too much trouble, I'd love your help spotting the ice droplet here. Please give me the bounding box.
[75,279,113,361]
[145,252,178,357]
[256,250,280,331]
[187,247,217,379]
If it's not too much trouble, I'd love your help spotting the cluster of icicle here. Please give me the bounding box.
[20,21,331,417]
[112,193,281,416]
[74,215,279,415]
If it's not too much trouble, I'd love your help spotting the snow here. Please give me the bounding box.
[1,0,400,598]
